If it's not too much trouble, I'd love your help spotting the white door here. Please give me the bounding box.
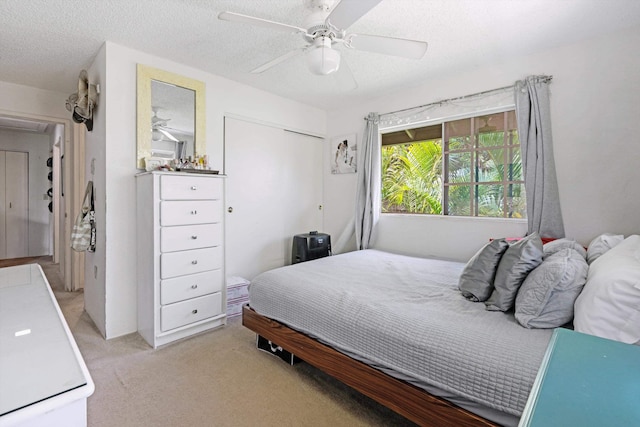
[224,117,324,281]
[1,151,29,259]
[280,130,324,264]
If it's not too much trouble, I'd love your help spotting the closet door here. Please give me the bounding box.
[224,117,324,280]
[2,151,29,259]
[280,129,323,264]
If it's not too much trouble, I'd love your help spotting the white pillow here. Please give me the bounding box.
[586,233,624,264]
[574,235,640,344]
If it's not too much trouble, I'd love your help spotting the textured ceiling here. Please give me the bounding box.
[1,0,640,111]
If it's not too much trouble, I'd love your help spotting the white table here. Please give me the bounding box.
[0,264,94,427]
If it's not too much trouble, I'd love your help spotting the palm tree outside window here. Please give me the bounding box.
[381,110,525,219]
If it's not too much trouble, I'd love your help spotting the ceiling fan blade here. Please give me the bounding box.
[326,0,383,30]
[218,11,306,34]
[348,34,428,59]
[333,58,358,91]
[251,48,306,74]
[159,128,180,142]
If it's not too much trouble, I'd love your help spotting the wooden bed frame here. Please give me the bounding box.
[243,305,500,427]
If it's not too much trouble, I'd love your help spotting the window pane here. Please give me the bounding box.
[476,149,504,182]
[447,151,471,183]
[506,110,518,130]
[477,184,505,217]
[381,140,443,214]
[447,184,471,216]
[445,118,472,150]
[507,146,523,181]
[478,131,504,148]
[507,183,527,219]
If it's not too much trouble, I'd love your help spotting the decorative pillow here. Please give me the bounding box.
[543,238,586,260]
[515,248,588,328]
[485,232,543,312]
[458,238,509,302]
[574,235,640,344]
[586,233,624,264]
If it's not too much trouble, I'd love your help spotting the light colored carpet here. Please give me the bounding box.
[45,269,417,427]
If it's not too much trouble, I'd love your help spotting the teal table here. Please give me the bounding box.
[519,328,640,426]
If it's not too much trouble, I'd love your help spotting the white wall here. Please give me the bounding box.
[0,81,70,119]
[85,41,327,339]
[84,44,107,337]
[0,129,51,256]
[324,26,640,262]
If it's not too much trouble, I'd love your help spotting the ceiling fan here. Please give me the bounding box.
[151,107,180,142]
[218,0,428,81]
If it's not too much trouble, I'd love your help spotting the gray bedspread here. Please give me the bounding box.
[249,249,553,420]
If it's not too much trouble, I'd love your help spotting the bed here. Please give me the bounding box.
[244,248,557,426]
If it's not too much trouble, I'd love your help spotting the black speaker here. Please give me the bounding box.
[292,231,331,264]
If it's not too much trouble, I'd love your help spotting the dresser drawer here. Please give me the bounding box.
[160,175,222,200]
[160,269,223,305]
[161,223,222,252]
[160,247,223,279]
[160,292,223,332]
[160,200,222,226]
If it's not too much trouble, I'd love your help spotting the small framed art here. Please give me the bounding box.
[331,133,357,174]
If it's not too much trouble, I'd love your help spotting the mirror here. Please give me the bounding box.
[136,64,205,169]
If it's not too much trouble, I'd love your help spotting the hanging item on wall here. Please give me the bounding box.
[71,181,96,252]
[46,156,53,213]
[65,70,99,132]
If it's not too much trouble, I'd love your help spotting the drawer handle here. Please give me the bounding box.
[192,309,198,314]
[191,186,197,190]
[191,210,198,215]
[191,235,198,240]
[191,260,198,265]
[191,284,198,289]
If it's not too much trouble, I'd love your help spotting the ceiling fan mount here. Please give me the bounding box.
[218,0,428,82]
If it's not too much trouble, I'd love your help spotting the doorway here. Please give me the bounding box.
[0,113,84,291]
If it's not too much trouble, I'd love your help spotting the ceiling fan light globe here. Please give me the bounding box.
[307,44,340,75]
[152,129,163,142]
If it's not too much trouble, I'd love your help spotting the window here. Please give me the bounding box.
[381,110,525,218]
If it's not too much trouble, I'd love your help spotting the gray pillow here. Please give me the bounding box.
[586,233,624,264]
[543,238,586,259]
[515,248,588,328]
[458,239,509,302]
[485,232,543,312]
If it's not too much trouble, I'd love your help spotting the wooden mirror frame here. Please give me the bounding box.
[136,64,206,169]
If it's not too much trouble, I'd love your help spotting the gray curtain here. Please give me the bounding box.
[355,113,380,250]
[515,76,565,238]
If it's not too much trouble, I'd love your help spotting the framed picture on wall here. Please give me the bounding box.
[331,133,357,174]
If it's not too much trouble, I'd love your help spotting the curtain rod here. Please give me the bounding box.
[378,75,553,119]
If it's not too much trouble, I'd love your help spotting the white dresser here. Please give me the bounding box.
[136,171,226,348]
